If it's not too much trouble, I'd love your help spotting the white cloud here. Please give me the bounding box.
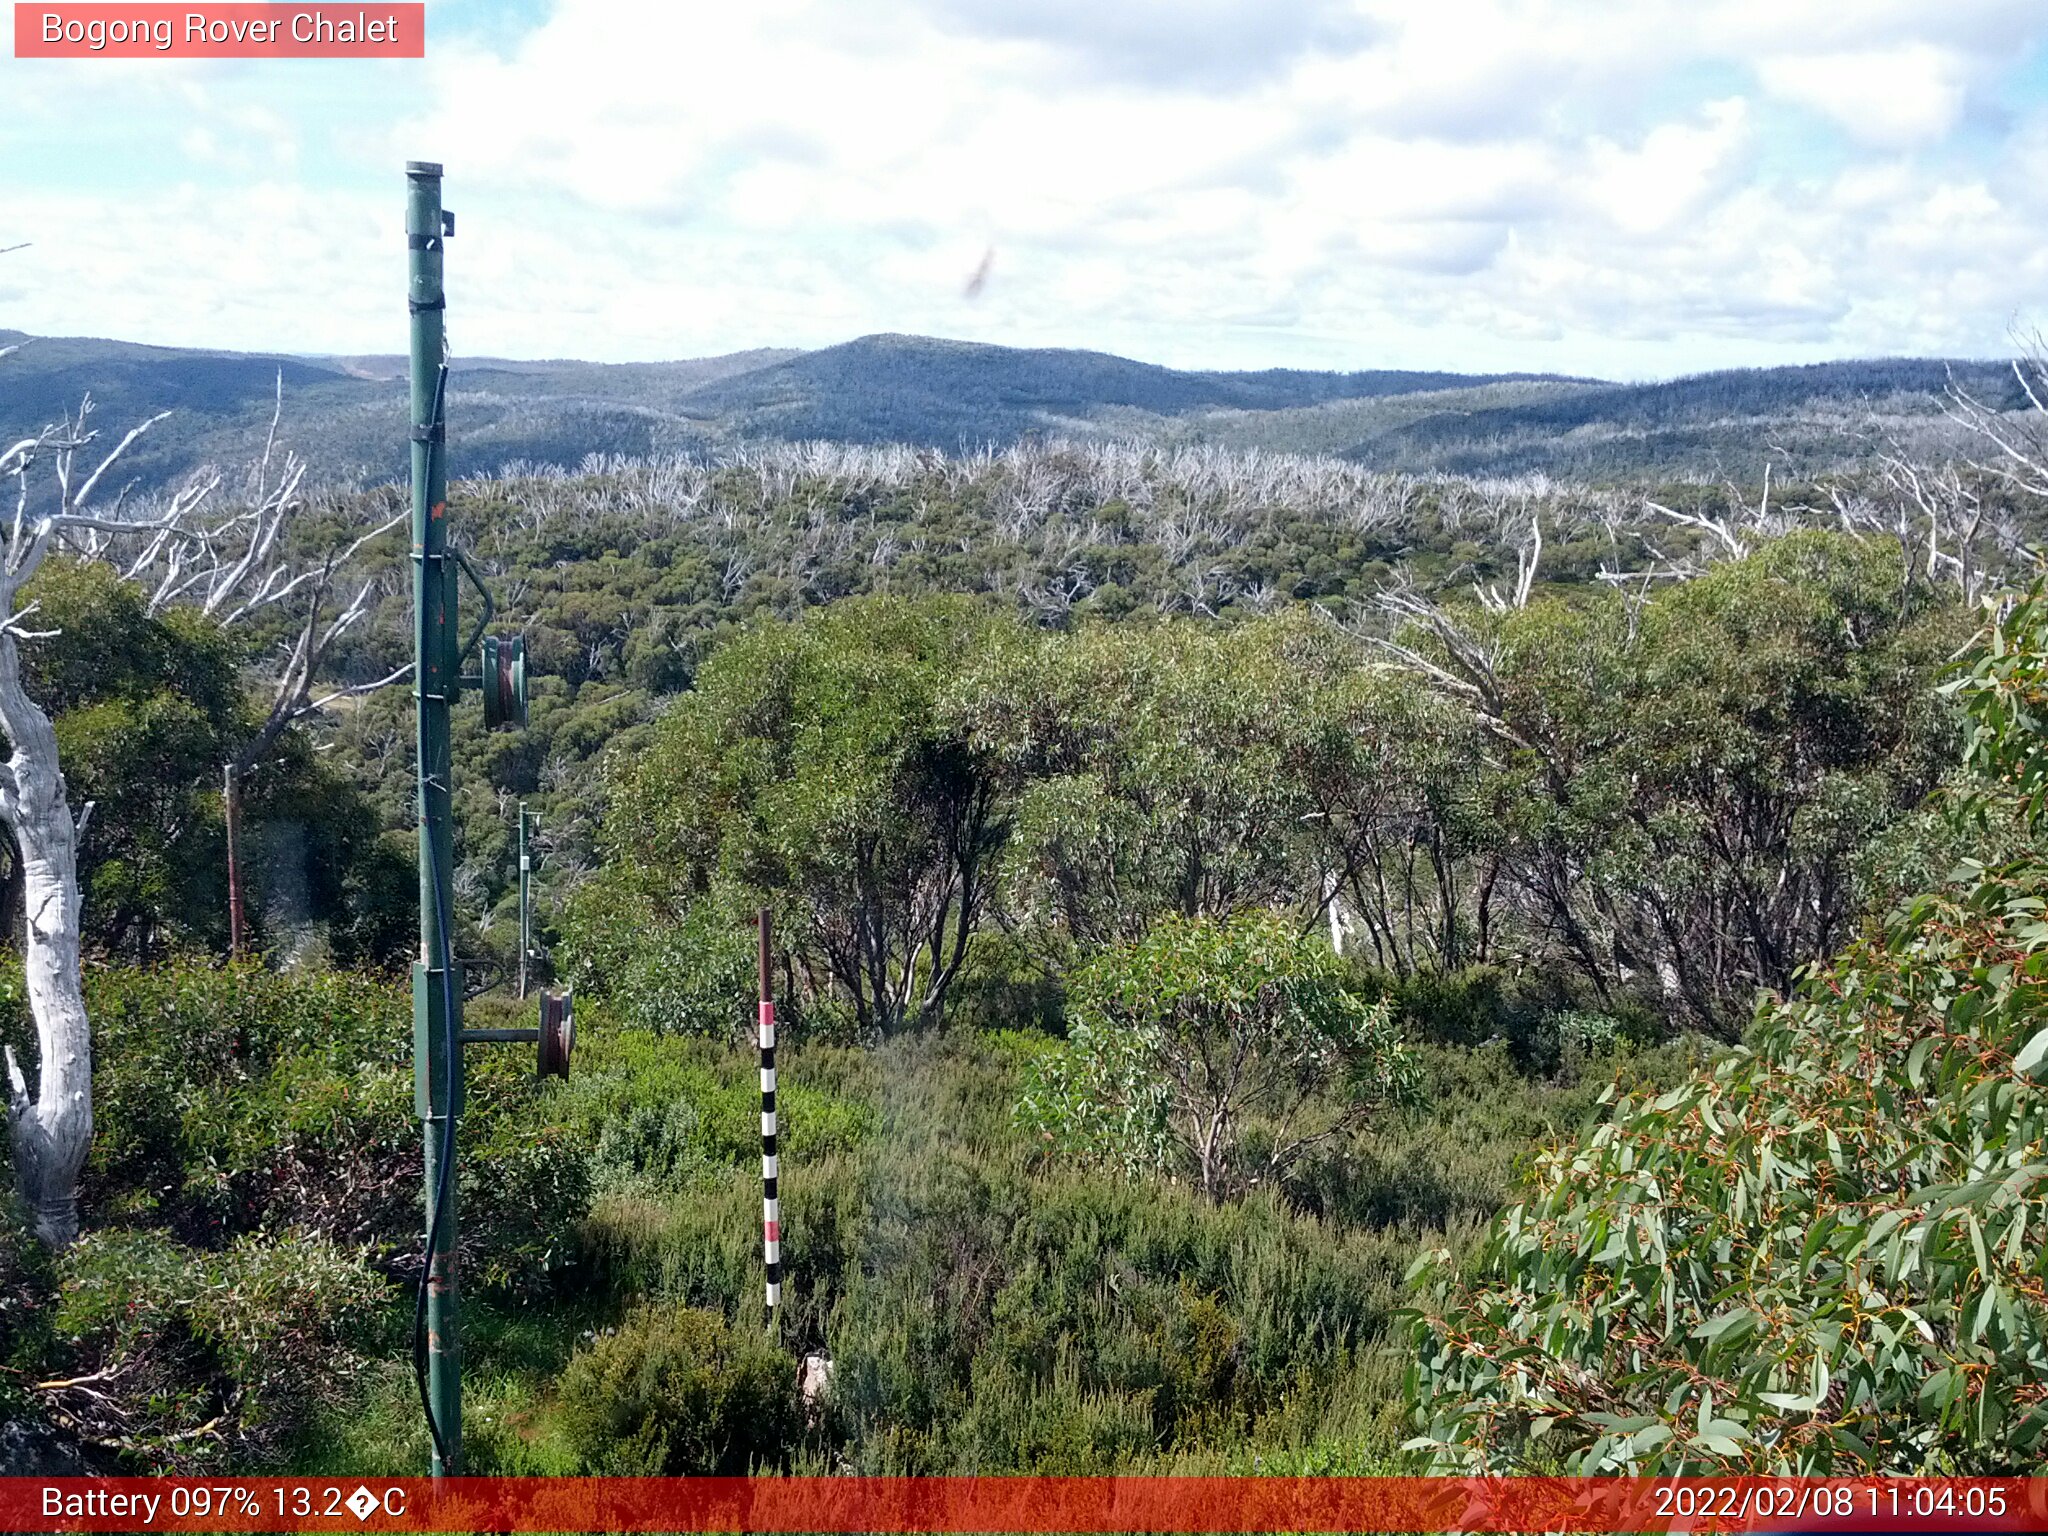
[1755,43,1973,147]
[922,0,1375,89]
[3,0,2048,376]
[1583,99,1753,236]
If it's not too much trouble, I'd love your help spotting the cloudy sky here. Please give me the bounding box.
[4,0,2048,378]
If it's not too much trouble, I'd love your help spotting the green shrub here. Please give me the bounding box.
[1021,911,1420,1200]
[558,879,754,1041]
[462,1110,592,1297]
[0,961,425,1248]
[52,1227,389,1467]
[1288,1043,1585,1234]
[0,1209,59,1448]
[181,1046,417,1251]
[565,1025,876,1200]
[827,1162,1419,1472]
[949,930,1065,1035]
[0,960,593,1294]
[561,1029,1418,1472]
[556,1304,801,1473]
[1370,963,1661,1076]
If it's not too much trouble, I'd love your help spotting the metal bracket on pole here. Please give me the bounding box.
[451,545,494,665]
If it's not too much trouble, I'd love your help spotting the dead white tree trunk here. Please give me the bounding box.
[0,254,86,1243]
[0,588,89,1245]
[0,405,171,1244]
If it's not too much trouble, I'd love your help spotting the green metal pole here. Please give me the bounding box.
[406,159,461,1479]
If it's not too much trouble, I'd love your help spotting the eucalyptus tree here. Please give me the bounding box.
[1407,584,2048,1473]
[955,614,1339,956]
[1020,908,1420,1201]
[1372,531,1962,1030]
[595,595,1018,1037]
[1285,663,1497,974]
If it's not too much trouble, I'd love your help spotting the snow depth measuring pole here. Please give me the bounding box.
[407,160,565,1478]
[760,908,781,1327]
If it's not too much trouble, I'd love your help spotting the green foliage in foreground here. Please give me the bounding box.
[0,964,590,1467]
[570,1029,1426,1473]
[299,1018,1655,1478]
[1021,910,1420,1199]
[0,955,1671,1476]
[0,964,586,1283]
[1406,588,2048,1472]
[53,1227,388,1463]
[506,1024,1665,1479]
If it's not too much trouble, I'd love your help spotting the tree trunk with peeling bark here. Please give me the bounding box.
[0,618,90,1246]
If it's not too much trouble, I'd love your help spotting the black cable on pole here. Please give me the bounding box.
[759,909,780,1329]
[412,849,458,1472]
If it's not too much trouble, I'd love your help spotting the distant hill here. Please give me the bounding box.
[0,332,803,491]
[313,349,801,388]
[674,333,1582,445]
[1336,358,2023,477]
[0,328,2016,492]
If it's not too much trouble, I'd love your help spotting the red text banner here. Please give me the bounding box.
[14,5,424,58]
[1,1477,2046,1533]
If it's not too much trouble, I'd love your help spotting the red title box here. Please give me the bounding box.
[14,4,424,57]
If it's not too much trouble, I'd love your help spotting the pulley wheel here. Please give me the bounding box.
[537,988,573,1080]
[482,634,527,730]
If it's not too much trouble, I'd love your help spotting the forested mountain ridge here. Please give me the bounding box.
[0,327,2015,496]
[1340,356,2026,478]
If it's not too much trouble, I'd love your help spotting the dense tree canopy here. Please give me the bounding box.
[961,616,1339,952]
[1405,585,2048,1472]
[581,596,1018,1037]
[8,563,409,964]
[565,532,1965,1043]
[1378,531,1964,1028]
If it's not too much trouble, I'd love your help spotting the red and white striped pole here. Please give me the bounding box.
[758,908,781,1327]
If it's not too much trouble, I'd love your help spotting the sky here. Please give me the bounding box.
[4,0,2048,379]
